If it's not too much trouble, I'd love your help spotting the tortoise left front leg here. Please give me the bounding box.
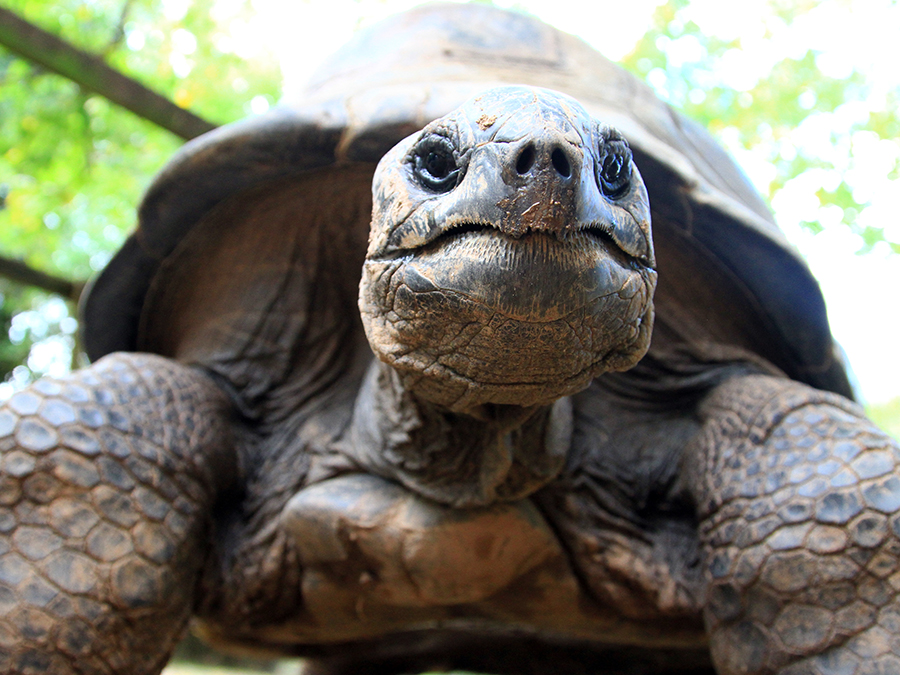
[0,353,236,674]
[690,374,900,675]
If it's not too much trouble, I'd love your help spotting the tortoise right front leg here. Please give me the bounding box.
[691,375,900,675]
[0,353,236,675]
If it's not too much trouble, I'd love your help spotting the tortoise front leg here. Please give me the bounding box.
[0,353,235,675]
[691,375,900,674]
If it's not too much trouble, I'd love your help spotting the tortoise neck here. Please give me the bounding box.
[342,359,572,507]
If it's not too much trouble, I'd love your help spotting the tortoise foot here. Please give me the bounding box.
[281,474,562,612]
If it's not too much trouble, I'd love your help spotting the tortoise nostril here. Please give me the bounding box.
[516,144,535,175]
[551,148,571,178]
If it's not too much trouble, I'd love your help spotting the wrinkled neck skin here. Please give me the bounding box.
[342,358,573,508]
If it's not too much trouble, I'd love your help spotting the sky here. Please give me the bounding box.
[242,0,900,404]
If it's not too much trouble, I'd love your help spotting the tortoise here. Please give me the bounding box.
[2,4,899,675]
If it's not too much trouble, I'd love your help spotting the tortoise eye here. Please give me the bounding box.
[597,140,632,200]
[413,136,460,192]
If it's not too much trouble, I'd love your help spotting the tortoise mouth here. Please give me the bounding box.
[398,228,636,324]
[416,219,622,256]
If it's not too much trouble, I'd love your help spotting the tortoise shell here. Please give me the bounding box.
[81,2,853,404]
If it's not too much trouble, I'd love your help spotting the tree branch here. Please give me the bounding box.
[0,6,216,140]
[0,255,84,303]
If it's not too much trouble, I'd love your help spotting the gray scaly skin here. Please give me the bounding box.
[2,87,900,675]
[0,354,235,674]
[691,376,900,674]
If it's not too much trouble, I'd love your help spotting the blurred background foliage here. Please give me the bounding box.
[0,0,280,390]
[623,0,899,251]
[0,2,898,671]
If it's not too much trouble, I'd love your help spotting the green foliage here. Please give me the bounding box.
[0,285,32,376]
[620,0,900,255]
[0,0,280,386]
[868,397,900,441]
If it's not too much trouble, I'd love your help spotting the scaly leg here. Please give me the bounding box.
[0,353,235,675]
[691,374,900,674]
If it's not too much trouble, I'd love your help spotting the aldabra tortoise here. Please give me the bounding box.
[2,4,897,675]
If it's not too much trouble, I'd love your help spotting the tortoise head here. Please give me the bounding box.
[360,86,657,413]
